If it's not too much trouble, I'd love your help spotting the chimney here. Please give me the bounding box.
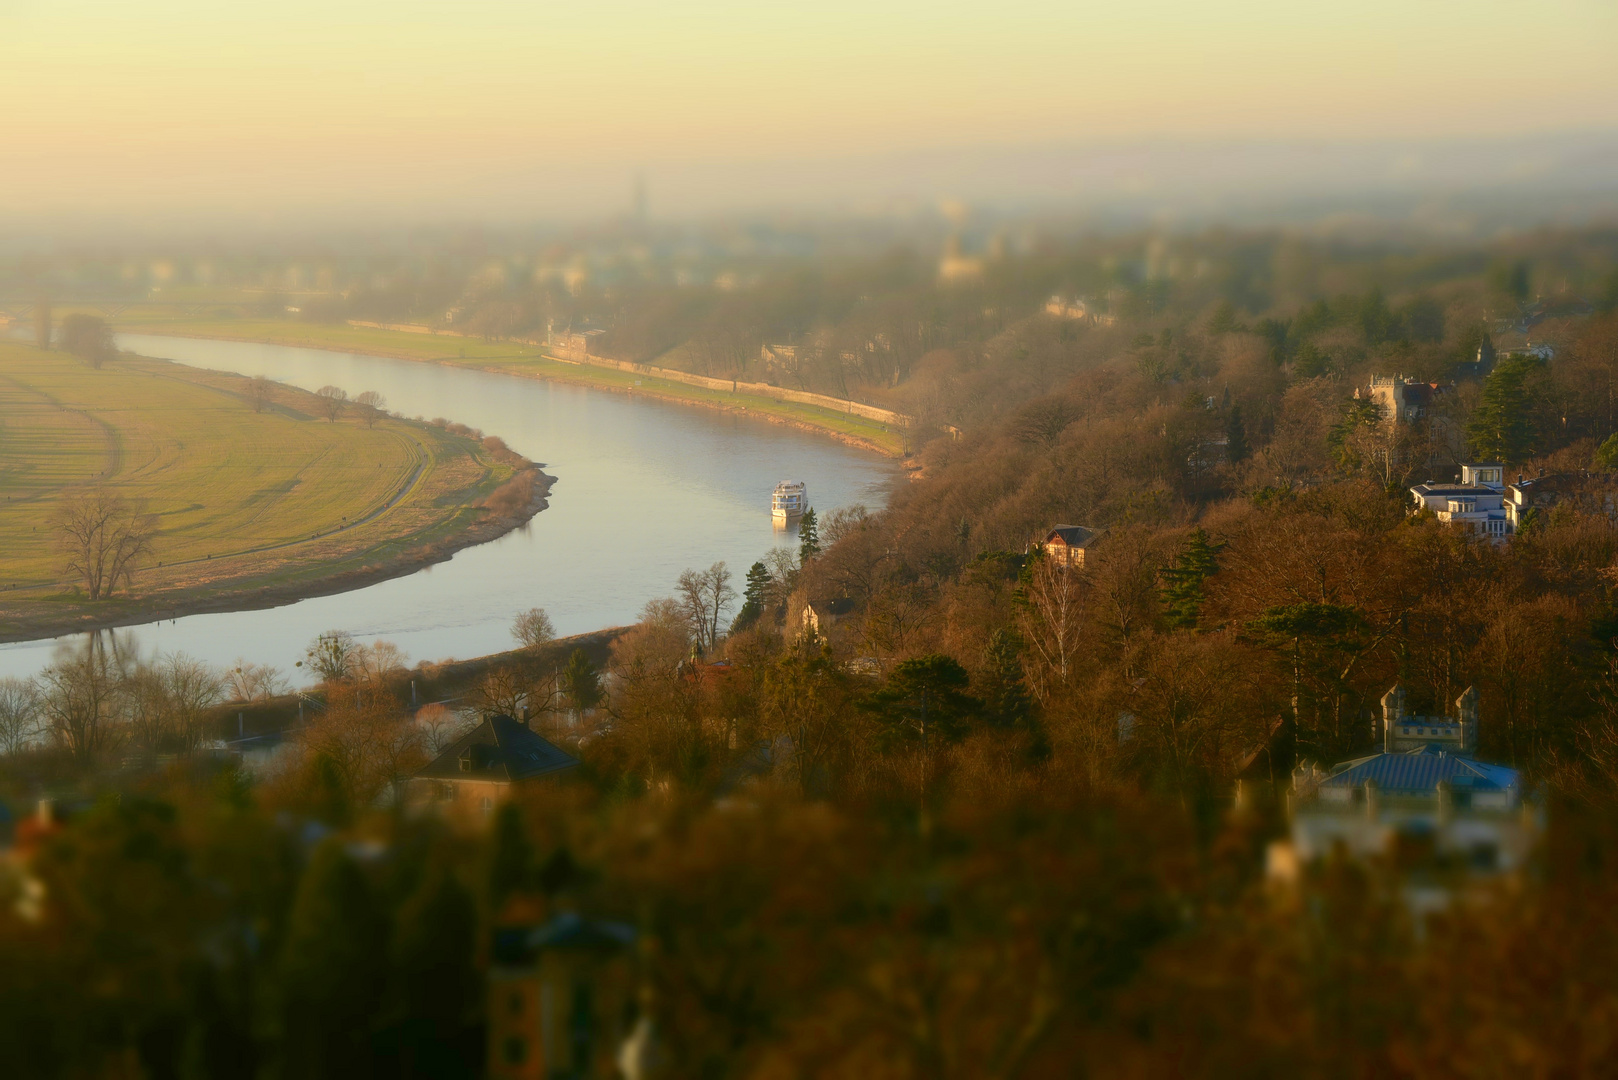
[1455,685,1479,754]
[1381,685,1406,752]
[36,797,53,828]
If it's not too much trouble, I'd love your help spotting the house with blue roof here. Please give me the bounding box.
[1282,684,1539,878]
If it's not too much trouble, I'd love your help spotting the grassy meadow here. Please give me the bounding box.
[0,340,520,638]
[109,310,908,455]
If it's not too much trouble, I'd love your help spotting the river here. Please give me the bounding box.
[0,334,896,679]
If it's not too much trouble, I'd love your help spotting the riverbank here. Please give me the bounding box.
[0,470,553,645]
[111,317,909,457]
[0,340,552,644]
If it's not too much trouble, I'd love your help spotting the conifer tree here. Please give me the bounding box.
[1596,432,1618,471]
[1467,355,1543,464]
[392,866,478,1054]
[1225,404,1250,464]
[863,654,981,746]
[798,508,820,564]
[1159,528,1225,630]
[732,560,772,632]
[561,648,601,712]
[277,839,387,1078]
[487,802,532,906]
[981,629,1032,729]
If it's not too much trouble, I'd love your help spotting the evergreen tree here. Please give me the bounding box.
[1597,433,1618,471]
[1224,404,1250,464]
[798,508,820,564]
[1159,528,1225,630]
[732,560,772,632]
[486,802,532,906]
[391,866,478,1073]
[1292,342,1334,378]
[981,629,1032,730]
[1327,396,1383,473]
[277,840,387,1079]
[561,648,602,712]
[863,654,981,747]
[1467,355,1543,464]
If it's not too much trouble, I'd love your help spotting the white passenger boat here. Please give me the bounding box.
[771,480,807,525]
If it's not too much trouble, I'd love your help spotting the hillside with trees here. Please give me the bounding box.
[6,226,1618,1075]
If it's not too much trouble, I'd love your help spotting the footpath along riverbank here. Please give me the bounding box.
[111,317,911,457]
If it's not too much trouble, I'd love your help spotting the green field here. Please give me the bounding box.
[107,311,908,456]
[0,340,519,638]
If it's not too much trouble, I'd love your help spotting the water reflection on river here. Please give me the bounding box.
[0,334,896,679]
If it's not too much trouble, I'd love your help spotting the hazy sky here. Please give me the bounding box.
[4,0,1616,223]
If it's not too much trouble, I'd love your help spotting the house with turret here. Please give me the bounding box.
[1279,685,1539,887]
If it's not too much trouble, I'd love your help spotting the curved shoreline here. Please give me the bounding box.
[0,470,555,647]
[117,325,908,459]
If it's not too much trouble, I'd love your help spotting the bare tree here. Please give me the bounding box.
[677,562,736,653]
[415,703,474,753]
[611,597,694,685]
[49,488,156,600]
[354,390,387,427]
[315,385,348,422]
[473,665,528,718]
[37,634,126,766]
[245,375,275,413]
[303,630,358,683]
[512,607,556,650]
[350,640,408,690]
[0,677,39,756]
[123,664,174,754]
[227,659,287,702]
[158,653,225,752]
[1017,552,1090,702]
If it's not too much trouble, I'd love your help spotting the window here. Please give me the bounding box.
[482,796,494,814]
[503,1036,527,1065]
[509,991,524,1016]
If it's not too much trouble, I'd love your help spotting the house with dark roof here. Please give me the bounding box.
[405,714,578,821]
[1038,524,1097,568]
[1281,685,1539,882]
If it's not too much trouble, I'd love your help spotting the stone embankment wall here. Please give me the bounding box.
[346,320,911,427]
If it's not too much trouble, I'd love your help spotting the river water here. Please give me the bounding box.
[0,334,895,679]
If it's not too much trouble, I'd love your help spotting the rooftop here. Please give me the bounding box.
[491,912,637,966]
[414,714,579,783]
[1045,524,1096,547]
[1320,745,1518,796]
